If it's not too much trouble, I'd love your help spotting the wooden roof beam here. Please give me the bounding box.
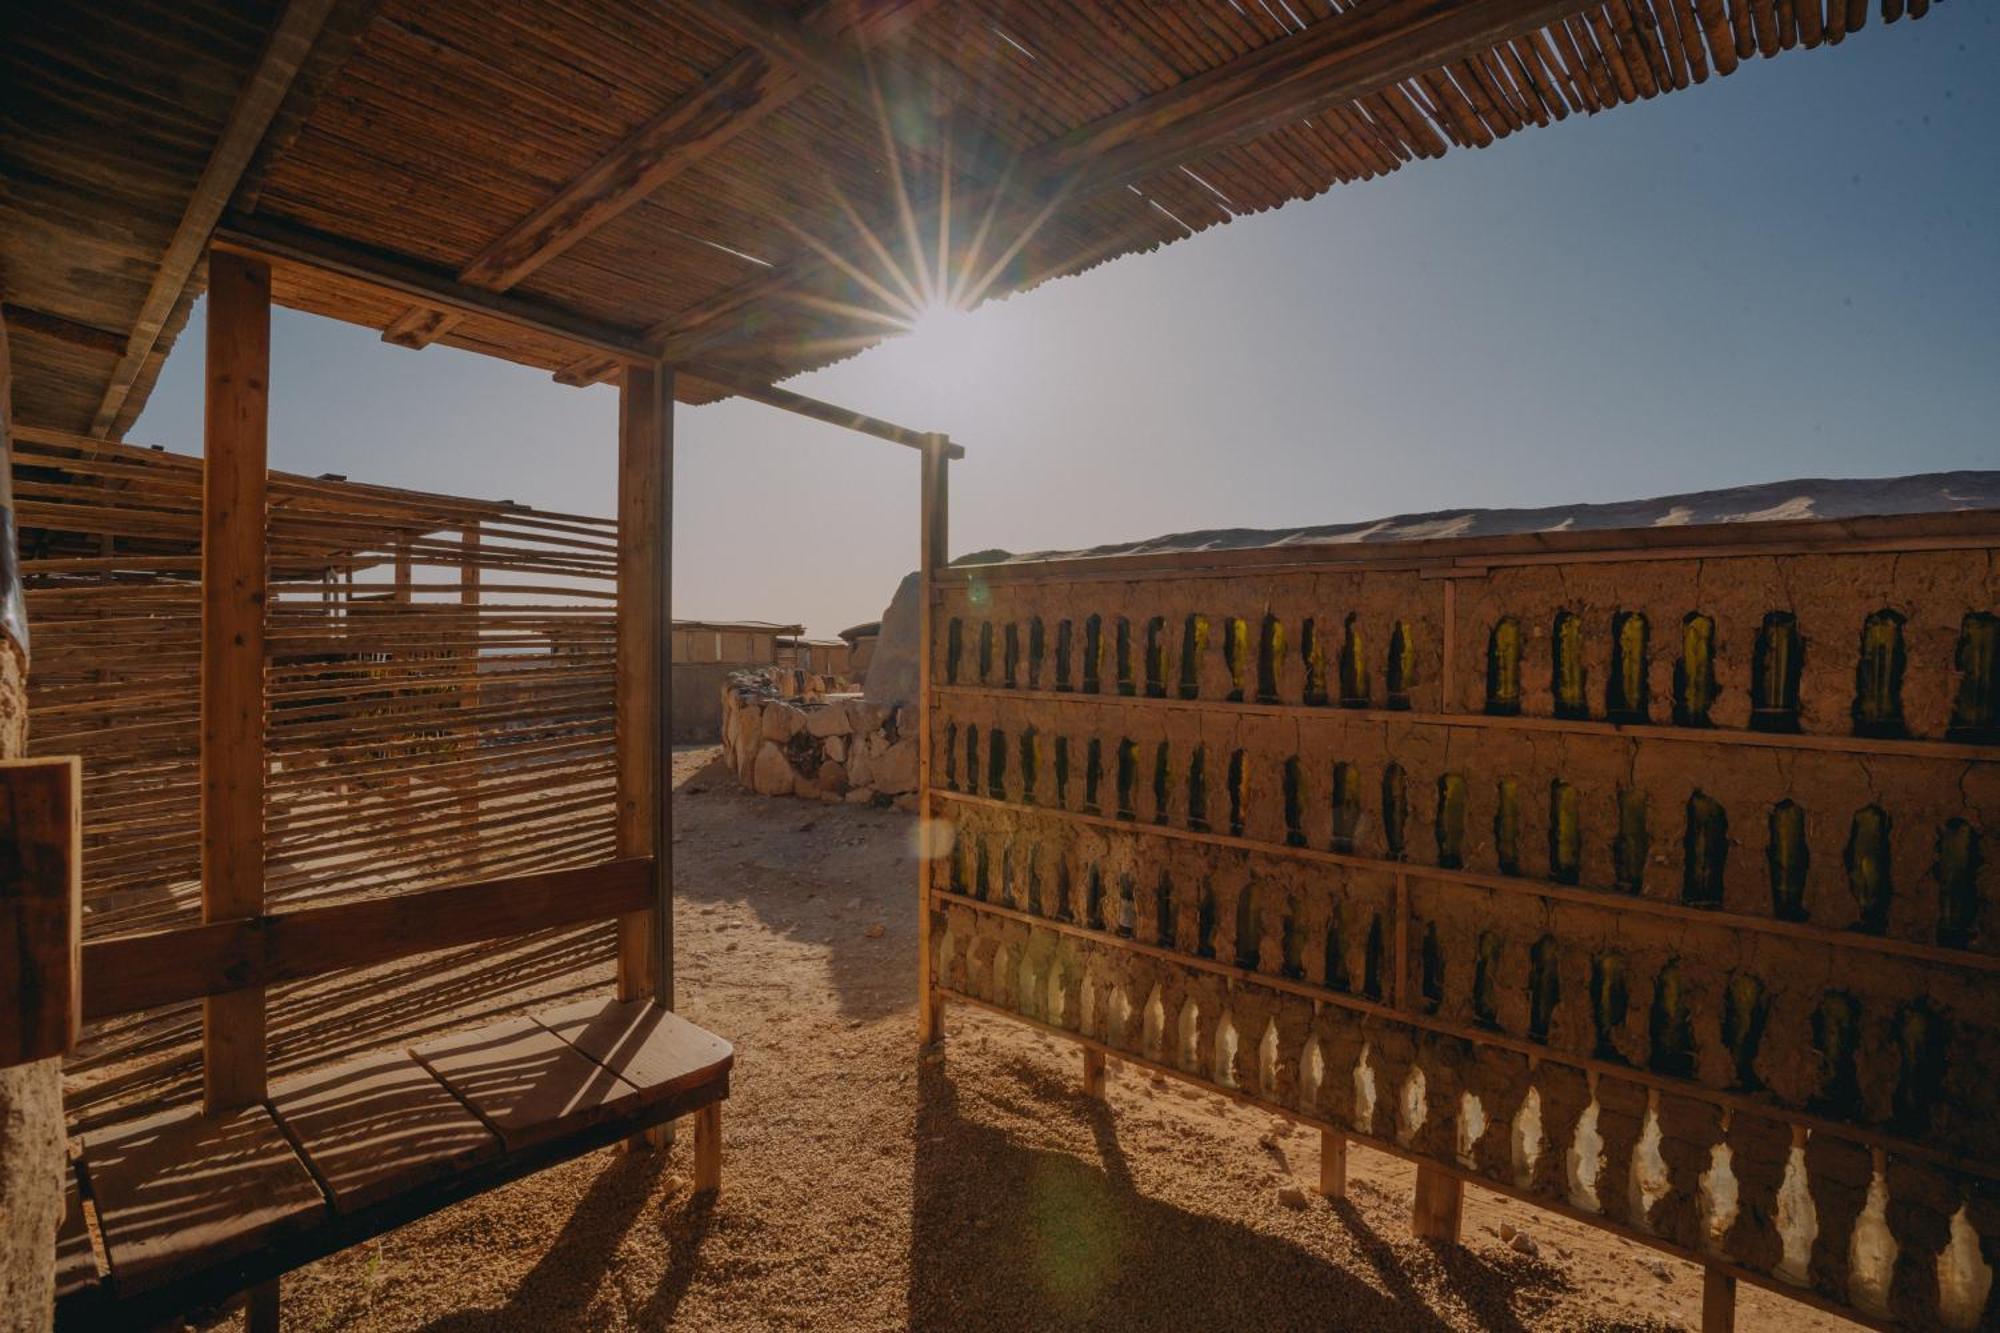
[88,0,341,438]
[211,216,652,363]
[379,0,944,354]
[678,363,963,458]
[554,0,1599,388]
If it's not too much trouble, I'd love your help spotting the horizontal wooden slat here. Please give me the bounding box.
[81,858,652,1020]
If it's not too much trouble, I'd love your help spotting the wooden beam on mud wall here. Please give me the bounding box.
[616,363,674,1006]
[89,0,341,437]
[0,757,82,1068]
[200,250,271,1119]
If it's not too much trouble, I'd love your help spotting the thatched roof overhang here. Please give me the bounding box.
[0,0,1945,436]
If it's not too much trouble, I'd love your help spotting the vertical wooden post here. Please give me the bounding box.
[457,523,481,875]
[1318,1129,1347,1199]
[616,361,673,1006]
[1082,1047,1106,1100]
[201,249,277,1332]
[692,1102,722,1194]
[201,249,270,1114]
[915,433,950,1046]
[1411,1163,1463,1242]
[1701,1266,1736,1333]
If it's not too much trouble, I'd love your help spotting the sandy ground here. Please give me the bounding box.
[188,746,1855,1332]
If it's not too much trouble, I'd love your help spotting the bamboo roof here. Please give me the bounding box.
[0,0,1944,438]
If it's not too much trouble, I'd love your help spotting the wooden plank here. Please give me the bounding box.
[269,1049,500,1212]
[1319,1129,1348,1199]
[82,858,654,1021]
[536,997,732,1103]
[413,1017,642,1151]
[201,249,270,1114]
[89,0,340,437]
[916,433,949,1045]
[675,366,962,457]
[692,1102,722,1194]
[1412,1163,1463,1241]
[80,1104,326,1293]
[54,1160,101,1299]
[210,218,651,364]
[0,756,81,1066]
[1082,1047,1107,1100]
[615,363,671,1003]
[1702,1266,1737,1333]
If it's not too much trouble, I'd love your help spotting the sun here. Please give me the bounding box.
[899,301,982,383]
[906,301,972,345]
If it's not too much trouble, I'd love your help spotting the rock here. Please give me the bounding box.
[761,700,799,742]
[872,737,918,793]
[1277,1185,1309,1211]
[1499,1221,1517,1242]
[818,760,848,795]
[892,793,917,812]
[1510,1231,1540,1258]
[845,787,877,805]
[864,922,885,939]
[752,742,795,796]
[1642,1257,1672,1283]
[805,703,851,738]
[846,742,875,788]
[824,734,847,763]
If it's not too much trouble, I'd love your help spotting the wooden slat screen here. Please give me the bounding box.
[926,514,1999,1330]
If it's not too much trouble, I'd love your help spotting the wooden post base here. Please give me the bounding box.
[245,1277,279,1332]
[1319,1130,1347,1200]
[1082,1048,1107,1100]
[1411,1163,1463,1243]
[1702,1266,1736,1333]
[918,990,945,1048]
[693,1101,722,1194]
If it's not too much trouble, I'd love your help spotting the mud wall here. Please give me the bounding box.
[924,518,1999,1329]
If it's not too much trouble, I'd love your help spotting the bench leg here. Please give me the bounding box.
[246,1277,279,1332]
[693,1102,722,1195]
[1082,1048,1107,1100]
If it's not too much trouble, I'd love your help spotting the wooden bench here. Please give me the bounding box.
[53,997,730,1330]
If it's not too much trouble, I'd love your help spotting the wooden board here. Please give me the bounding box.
[270,1049,500,1212]
[54,1160,100,1299]
[81,1104,326,1292]
[0,756,81,1066]
[412,1017,641,1151]
[535,997,732,1103]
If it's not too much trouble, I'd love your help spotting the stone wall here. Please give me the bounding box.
[721,669,918,809]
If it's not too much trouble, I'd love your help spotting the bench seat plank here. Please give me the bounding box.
[412,1016,641,1151]
[54,1161,100,1299]
[81,1104,326,1292]
[536,997,733,1103]
[271,1049,501,1212]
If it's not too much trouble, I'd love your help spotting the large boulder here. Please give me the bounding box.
[752,741,795,796]
[872,736,918,794]
[805,701,851,738]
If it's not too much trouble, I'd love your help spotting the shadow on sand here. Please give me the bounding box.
[908,1054,1578,1333]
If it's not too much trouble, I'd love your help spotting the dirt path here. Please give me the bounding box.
[236,747,1851,1331]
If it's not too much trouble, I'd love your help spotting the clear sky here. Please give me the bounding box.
[137,7,1997,638]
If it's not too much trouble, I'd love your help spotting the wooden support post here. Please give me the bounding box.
[1702,1266,1736,1333]
[0,757,82,1069]
[457,523,481,875]
[1082,1047,1107,1100]
[1319,1129,1347,1200]
[692,1101,722,1194]
[915,433,950,1047]
[1411,1163,1463,1242]
[200,247,276,1329]
[201,249,271,1114]
[615,362,673,1007]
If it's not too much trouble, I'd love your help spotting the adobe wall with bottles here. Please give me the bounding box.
[923,512,1999,1330]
